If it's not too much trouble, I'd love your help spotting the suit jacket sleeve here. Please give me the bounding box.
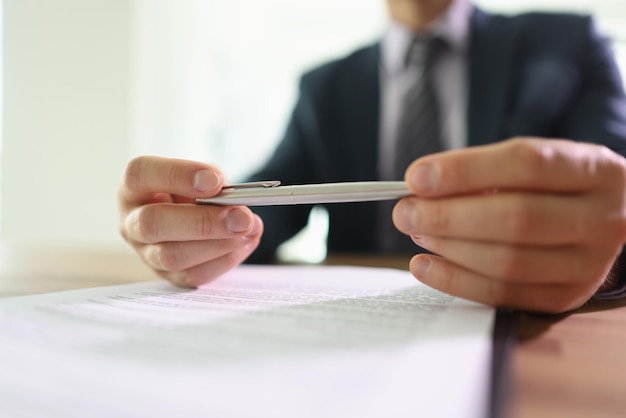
[243,70,328,264]
[242,46,381,264]
[557,16,626,156]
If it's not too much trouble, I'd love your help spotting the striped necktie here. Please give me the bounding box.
[393,36,445,180]
[378,36,446,254]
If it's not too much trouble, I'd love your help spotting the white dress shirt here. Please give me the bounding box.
[378,0,472,180]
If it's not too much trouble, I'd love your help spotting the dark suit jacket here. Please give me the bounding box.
[246,8,626,264]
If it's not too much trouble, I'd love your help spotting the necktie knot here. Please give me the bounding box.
[405,36,447,70]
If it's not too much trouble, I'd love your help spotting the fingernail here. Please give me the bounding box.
[193,170,220,192]
[172,272,193,288]
[244,217,262,239]
[411,257,432,278]
[410,164,438,193]
[181,276,195,288]
[225,208,253,233]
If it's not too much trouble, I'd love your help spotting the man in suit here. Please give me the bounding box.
[118,0,626,313]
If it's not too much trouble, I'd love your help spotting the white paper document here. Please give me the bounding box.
[0,265,495,418]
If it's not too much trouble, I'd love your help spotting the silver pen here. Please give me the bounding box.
[195,181,412,206]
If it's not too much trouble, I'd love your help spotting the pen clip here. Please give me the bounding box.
[221,180,281,190]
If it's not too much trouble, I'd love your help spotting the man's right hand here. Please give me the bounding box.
[118,156,263,287]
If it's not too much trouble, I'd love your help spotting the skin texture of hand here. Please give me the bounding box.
[393,137,626,313]
[118,156,263,287]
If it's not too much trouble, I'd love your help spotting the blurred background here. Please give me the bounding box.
[1,0,626,260]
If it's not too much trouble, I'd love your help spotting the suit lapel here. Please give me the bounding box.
[467,8,517,147]
[342,14,519,168]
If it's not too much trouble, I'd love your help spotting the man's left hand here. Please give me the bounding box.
[394,137,626,313]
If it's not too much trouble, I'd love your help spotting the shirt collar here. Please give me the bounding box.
[381,0,472,75]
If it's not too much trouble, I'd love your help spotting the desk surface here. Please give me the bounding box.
[1,243,625,418]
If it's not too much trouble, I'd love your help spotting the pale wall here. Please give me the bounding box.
[2,0,132,247]
[2,0,625,251]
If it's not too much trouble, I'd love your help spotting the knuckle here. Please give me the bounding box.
[512,140,553,184]
[195,210,217,237]
[580,143,607,179]
[166,162,184,188]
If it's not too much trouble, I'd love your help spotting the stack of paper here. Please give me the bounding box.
[0,265,494,418]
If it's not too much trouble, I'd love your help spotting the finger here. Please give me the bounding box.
[409,254,598,314]
[140,221,263,272]
[119,156,224,206]
[406,138,622,197]
[159,237,262,287]
[412,235,596,284]
[125,203,258,244]
[394,192,594,245]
